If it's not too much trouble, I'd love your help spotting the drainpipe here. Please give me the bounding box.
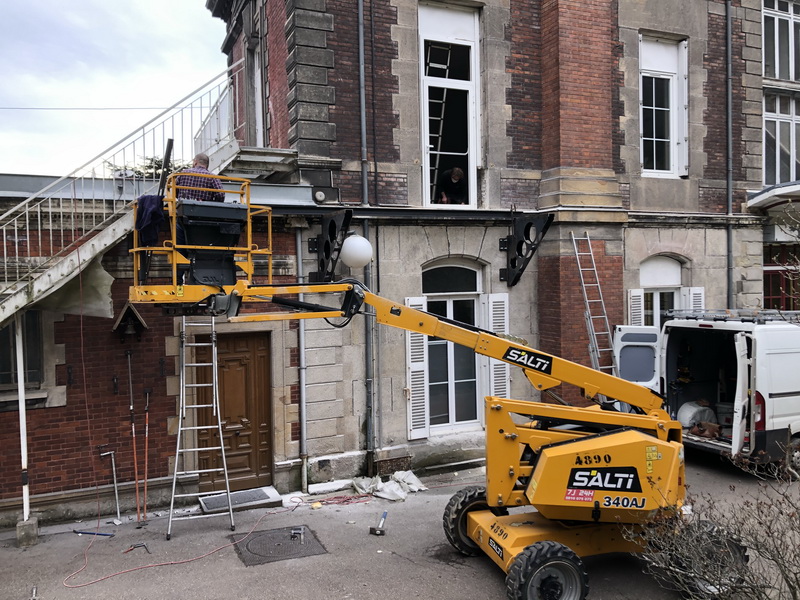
[15,313,30,522]
[358,0,377,474]
[726,0,735,308]
[295,228,309,493]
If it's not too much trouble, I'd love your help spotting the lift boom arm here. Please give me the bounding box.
[207,280,666,415]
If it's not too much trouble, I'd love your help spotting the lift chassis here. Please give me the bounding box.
[129,176,687,600]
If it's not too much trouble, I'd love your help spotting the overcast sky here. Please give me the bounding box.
[0,1,228,176]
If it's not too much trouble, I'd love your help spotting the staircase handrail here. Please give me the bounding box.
[0,59,244,225]
[1,59,245,292]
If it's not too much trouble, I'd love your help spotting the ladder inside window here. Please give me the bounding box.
[166,316,235,540]
[426,42,452,200]
[571,232,617,377]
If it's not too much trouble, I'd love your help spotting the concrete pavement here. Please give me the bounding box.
[3,463,743,600]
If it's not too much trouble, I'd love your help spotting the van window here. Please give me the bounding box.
[618,345,657,381]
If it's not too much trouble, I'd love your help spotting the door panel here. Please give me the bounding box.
[613,325,660,391]
[731,332,751,456]
[197,332,272,492]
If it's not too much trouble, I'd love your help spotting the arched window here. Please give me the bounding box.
[406,264,509,439]
[628,256,703,328]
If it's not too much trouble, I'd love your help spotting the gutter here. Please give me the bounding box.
[295,228,309,494]
[357,0,377,474]
[726,0,735,308]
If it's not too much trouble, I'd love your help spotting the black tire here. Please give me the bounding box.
[505,541,589,600]
[442,485,508,556]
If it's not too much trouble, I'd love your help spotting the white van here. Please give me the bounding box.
[614,310,800,469]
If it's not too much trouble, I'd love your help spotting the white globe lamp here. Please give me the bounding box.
[340,234,373,268]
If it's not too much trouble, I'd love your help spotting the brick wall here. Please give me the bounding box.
[327,0,400,163]
[334,170,408,205]
[506,0,542,170]
[538,235,623,406]
[540,0,615,170]
[0,282,175,500]
[499,178,540,209]
[702,6,746,194]
[266,0,291,148]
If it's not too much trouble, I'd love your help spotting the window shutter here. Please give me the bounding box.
[405,297,429,440]
[487,293,510,399]
[681,287,705,311]
[629,289,645,326]
[678,39,689,177]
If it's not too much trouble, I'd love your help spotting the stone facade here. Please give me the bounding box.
[0,0,774,525]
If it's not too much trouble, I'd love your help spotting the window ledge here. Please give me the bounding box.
[0,386,67,411]
[641,171,686,180]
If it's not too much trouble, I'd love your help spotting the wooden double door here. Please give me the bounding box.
[196,332,272,492]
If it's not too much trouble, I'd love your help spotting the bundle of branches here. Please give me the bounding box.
[628,470,800,599]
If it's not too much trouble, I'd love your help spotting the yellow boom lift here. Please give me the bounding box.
[130,176,696,600]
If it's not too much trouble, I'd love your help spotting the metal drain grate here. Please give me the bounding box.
[200,487,282,513]
[231,526,327,566]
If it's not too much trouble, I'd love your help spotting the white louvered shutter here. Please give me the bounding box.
[405,297,429,440]
[487,293,510,399]
[628,289,645,326]
[680,287,705,312]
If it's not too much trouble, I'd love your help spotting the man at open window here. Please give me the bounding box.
[435,167,467,204]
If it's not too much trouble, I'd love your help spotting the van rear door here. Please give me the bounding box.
[613,326,661,392]
[753,325,800,439]
[731,332,751,457]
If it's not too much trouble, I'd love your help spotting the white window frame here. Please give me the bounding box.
[628,287,704,328]
[639,36,689,178]
[763,0,800,82]
[418,4,480,207]
[763,92,800,186]
[0,310,66,411]
[406,268,509,439]
[425,294,481,432]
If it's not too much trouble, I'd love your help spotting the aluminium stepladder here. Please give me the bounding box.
[166,316,235,539]
[570,232,617,377]
[426,41,452,200]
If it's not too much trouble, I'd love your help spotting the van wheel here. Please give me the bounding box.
[505,541,589,600]
[442,486,507,556]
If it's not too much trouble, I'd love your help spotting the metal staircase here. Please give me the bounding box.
[0,60,244,329]
[166,317,235,540]
[571,232,617,376]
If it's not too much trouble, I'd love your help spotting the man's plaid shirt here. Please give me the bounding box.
[175,167,224,202]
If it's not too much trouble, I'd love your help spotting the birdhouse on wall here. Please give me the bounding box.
[112,302,148,342]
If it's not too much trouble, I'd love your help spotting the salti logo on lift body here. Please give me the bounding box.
[567,467,643,493]
[502,347,553,374]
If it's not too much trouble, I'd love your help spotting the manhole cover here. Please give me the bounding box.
[232,526,327,566]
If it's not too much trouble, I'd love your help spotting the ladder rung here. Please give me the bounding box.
[181,425,219,431]
[185,342,213,347]
[182,403,216,409]
[174,468,227,477]
[177,446,223,453]
[172,490,228,499]
[186,383,214,388]
[170,513,231,522]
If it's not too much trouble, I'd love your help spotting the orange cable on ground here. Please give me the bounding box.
[63,505,298,589]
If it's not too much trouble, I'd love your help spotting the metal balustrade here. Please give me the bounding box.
[0,60,244,327]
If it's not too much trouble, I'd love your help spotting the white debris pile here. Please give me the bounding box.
[352,470,428,501]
